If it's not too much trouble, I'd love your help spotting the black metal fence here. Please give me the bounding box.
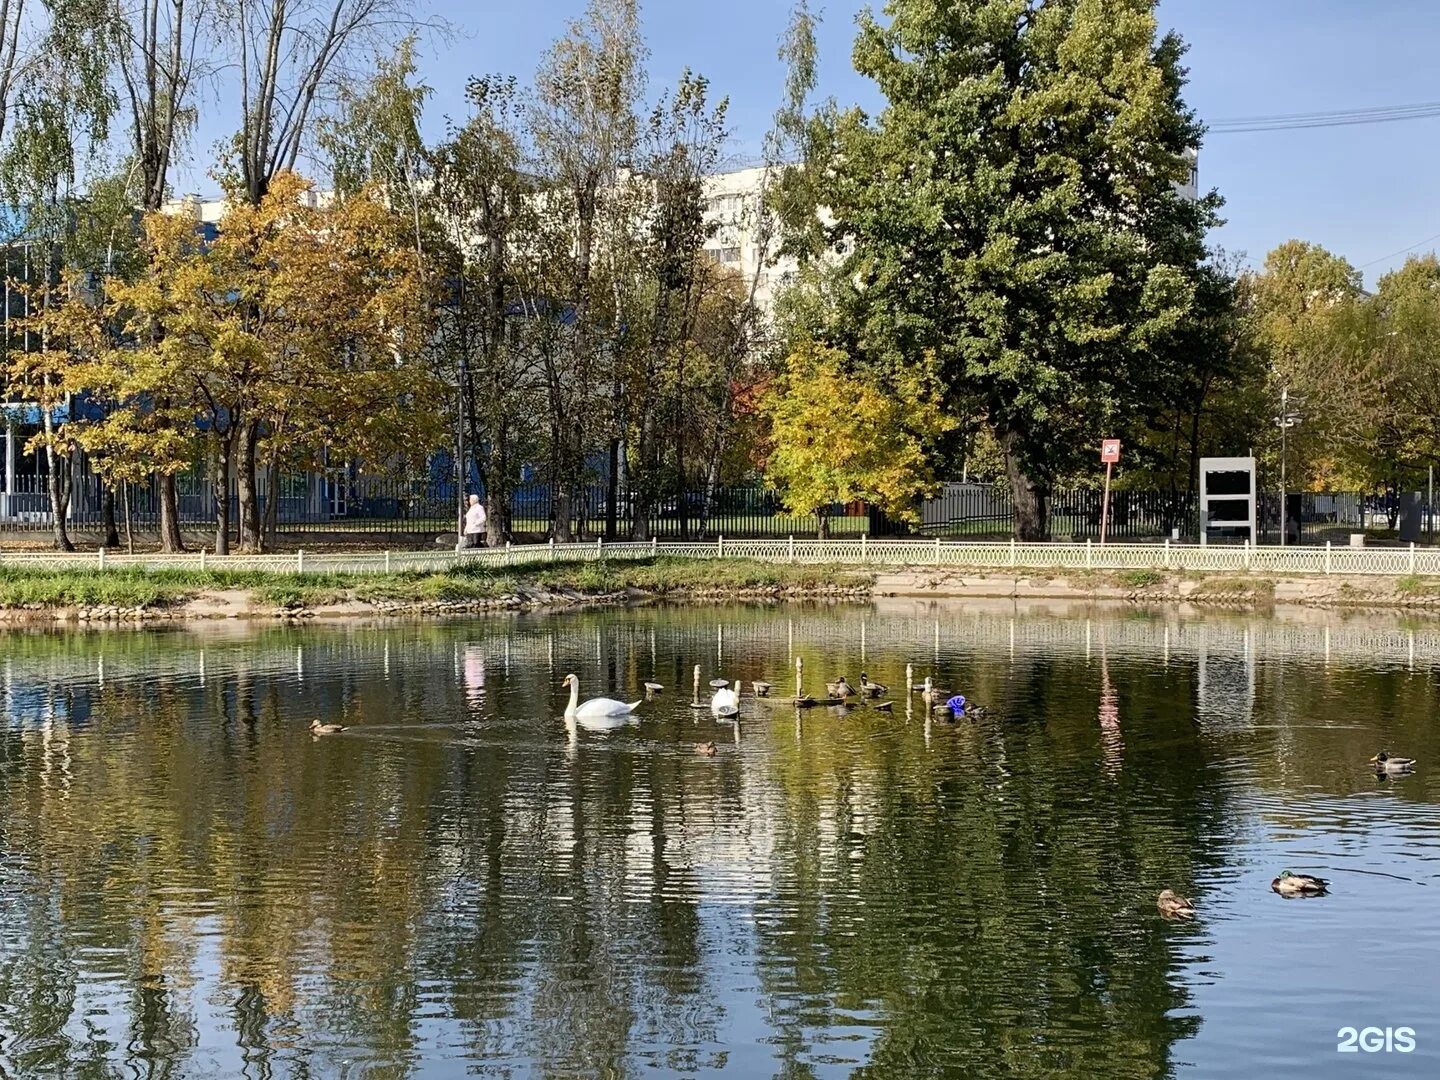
[0,471,1410,544]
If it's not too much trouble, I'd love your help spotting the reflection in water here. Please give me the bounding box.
[0,604,1436,1077]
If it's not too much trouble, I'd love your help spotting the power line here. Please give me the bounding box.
[1209,100,1440,134]
[1358,231,1440,270]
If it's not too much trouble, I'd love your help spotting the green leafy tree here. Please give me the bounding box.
[784,0,1219,538]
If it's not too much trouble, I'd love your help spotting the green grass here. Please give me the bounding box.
[1116,568,1166,588]
[0,557,872,611]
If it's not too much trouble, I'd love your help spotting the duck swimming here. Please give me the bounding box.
[695,741,717,757]
[1271,870,1329,897]
[859,673,887,698]
[827,676,856,699]
[1156,889,1196,919]
[310,720,346,736]
[1370,750,1417,773]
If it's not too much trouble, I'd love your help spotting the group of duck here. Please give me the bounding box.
[1157,747,1418,918]
[558,659,991,752]
[664,659,989,721]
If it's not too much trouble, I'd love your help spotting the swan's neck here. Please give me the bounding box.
[566,678,580,714]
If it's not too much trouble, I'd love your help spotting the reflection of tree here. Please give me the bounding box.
[755,649,1227,1079]
[4,608,1419,1075]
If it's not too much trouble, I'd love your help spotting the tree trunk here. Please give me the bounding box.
[159,472,185,552]
[1002,430,1050,541]
[123,480,135,554]
[262,455,281,550]
[236,420,261,551]
[101,485,120,548]
[551,432,575,543]
[214,431,234,556]
[817,509,830,540]
[41,424,73,552]
[605,436,619,540]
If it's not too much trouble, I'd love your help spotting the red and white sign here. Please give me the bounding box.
[1100,439,1122,464]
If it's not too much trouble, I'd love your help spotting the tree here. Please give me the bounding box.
[110,0,215,550]
[786,0,1219,539]
[88,172,440,553]
[428,74,540,546]
[761,341,954,537]
[628,71,729,541]
[530,0,644,541]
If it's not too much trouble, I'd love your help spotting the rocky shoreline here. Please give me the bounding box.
[0,580,876,625]
[5,568,1440,625]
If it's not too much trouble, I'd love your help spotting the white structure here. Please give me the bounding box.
[1199,456,1257,545]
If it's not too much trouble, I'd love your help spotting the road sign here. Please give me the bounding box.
[1101,439,1121,464]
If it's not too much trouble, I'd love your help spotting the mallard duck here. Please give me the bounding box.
[1156,889,1196,919]
[1370,750,1417,773]
[859,672,887,697]
[1271,870,1329,897]
[310,720,346,736]
[753,680,773,697]
[827,676,856,699]
[695,741,717,757]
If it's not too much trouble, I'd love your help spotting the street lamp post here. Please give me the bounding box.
[1274,388,1303,547]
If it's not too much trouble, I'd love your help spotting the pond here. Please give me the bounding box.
[0,600,1437,1078]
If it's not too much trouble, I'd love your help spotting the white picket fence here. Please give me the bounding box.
[0,537,1435,577]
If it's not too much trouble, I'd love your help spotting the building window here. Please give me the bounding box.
[706,246,742,266]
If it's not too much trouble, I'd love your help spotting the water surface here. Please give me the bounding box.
[0,601,1437,1078]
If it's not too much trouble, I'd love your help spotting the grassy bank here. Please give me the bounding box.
[0,557,873,613]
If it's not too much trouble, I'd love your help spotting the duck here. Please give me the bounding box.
[562,674,641,721]
[1156,889,1196,919]
[309,720,346,736]
[859,672,887,698]
[1370,750,1417,773]
[827,676,856,699]
[1271,870,1329,897]
[711,677,739,718]
[695,741,717,757]
[920,677,952,705]
[753,680,773,698]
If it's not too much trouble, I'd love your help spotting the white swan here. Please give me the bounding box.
[562,674,641,722]
[711,676,739,718]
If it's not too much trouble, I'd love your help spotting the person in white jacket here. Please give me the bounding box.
[462,494,487,548]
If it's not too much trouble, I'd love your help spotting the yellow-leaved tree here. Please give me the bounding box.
[761,341,955,537]
[77,172,442,554]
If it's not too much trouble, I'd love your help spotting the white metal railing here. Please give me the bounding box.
[0,537,1435,577]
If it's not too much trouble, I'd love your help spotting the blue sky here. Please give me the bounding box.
[187,0,1440,287]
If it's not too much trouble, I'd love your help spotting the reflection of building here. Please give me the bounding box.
[1195,625,1256,729]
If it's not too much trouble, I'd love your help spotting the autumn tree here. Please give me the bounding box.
[85,173,440,553]
[762,341,954,537]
